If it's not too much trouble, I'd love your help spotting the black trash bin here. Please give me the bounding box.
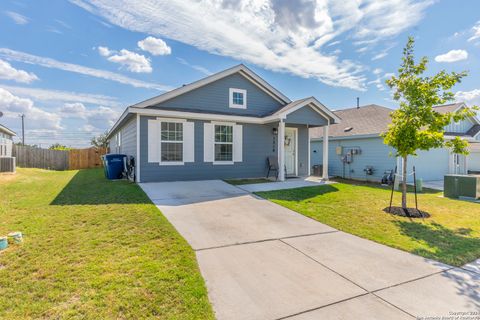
[102,154,126,180]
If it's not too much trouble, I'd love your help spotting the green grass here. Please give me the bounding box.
[224,178,273,185]
[0,168,214,319]
[256,180,480,267]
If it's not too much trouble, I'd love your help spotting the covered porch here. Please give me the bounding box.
[272,97,340,181]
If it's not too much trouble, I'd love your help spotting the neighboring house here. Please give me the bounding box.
[310,103,480,182]
[107,64,339,182]
[0,124,15,157]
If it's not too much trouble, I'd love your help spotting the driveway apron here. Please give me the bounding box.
[141,180,480,320]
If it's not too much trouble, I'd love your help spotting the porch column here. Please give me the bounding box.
[278,120,285,181]
[322,122,329,180]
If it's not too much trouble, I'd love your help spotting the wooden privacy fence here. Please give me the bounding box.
[13,145,107,170]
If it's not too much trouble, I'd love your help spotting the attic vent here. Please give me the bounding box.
[344,127,353,132]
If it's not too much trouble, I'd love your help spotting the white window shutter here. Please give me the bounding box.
[233,124,243,162]
[148,119,160,162]
[183,122,195,162]
[204,123,214,162]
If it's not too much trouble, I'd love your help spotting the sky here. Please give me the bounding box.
[0,0,480,148]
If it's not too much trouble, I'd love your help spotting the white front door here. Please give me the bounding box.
[284,128,297,176]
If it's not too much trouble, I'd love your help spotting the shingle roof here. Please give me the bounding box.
[310,104,393,139]
[433,103,464,114]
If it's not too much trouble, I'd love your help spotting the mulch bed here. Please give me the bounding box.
[383,206,430,218]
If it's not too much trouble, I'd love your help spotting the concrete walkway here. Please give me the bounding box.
[237,177,334,193]
[140,180,480,320]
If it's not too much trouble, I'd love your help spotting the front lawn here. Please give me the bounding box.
[0,168,213,319]
[257,181,480,267]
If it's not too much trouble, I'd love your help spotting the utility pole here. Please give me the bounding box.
[20,114,25,145]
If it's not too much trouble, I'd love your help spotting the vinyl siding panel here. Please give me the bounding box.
[286,107,328,126]
[445,117,474,133]
[108,117,137,158]
[311,137,396,182]
[148,73,283,117]
[311,136,451,182]
[139,115,281,182]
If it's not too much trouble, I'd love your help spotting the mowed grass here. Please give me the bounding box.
[0,168,213,319]
[257,180,480,267]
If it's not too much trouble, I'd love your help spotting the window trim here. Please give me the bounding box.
[229,88,247,109]
[158,118,186,166]
[212,122,235,165]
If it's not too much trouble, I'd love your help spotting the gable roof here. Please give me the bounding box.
[131,64,291,109]
[269,97,341,124]
[310,104,392,139]
[0,123,16,136]
[433,102,466,114]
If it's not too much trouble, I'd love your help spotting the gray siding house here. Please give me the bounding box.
[0,124,15,158]
[107,64,339,182]
[310,103,480,183]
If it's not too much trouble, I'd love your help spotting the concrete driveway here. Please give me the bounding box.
[141,180,480,320]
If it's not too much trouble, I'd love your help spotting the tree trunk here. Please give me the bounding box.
[402,156,407,209]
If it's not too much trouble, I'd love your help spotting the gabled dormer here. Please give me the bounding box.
[434,102,480,140]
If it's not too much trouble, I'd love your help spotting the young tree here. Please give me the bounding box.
[49,143,71,151]
[383,37,477,209]
[90,131,109,149]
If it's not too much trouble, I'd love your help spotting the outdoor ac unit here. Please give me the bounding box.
[444,174,480,200]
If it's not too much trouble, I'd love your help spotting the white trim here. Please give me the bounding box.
[213,161,234,165]
[158,119,185,165]
[229,88,247,109]
[278,120,285,181]
[307,125,311,176]
[284,127,298,176]
[130,64,290,109]
[159,161,184,166]
[275,97,341,124]
[136,114,140,183]
[322,120,329,180]
[230,88,246,109]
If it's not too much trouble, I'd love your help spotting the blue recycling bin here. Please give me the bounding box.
[102,154,126,180]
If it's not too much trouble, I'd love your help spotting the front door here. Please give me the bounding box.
[284,127,297,176]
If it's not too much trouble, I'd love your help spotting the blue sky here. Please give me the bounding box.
[0,0,479,147]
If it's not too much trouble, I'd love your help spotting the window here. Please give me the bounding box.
[214,124,233,161]
[161,122,183,162]
[229,88,247,109]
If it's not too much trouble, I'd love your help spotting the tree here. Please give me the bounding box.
[383,37,477,209]
[90,131,109,149]
[49,143,71,151]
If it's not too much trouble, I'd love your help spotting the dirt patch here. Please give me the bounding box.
[383,206,430,218]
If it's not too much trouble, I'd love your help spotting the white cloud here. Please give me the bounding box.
[138,36,171,56]
[0,85,119,107]
[0,59,38,83]
[455,89,480,106]
[372,52,388,61]
[4,11,29,25]
[60,102,119,129]
[434,49,468,63]
[105,49,152,73]
[0,48,170,91]
[372,68,382,75]
[70,0,433,91]
[98,46,112,57]
[176,58,212,76]
[468,21,480,42]
[0,87,62,130]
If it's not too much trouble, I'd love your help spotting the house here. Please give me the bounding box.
[0,124,15,157]
[107,64,339,182]
[310,103,480,183]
